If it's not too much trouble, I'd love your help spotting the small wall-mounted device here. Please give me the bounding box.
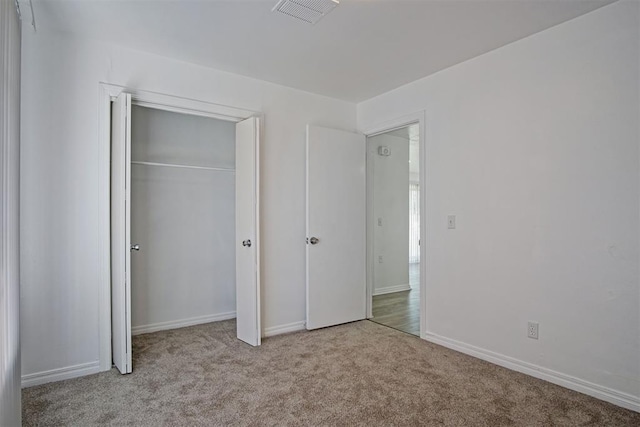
[378,146,391,156]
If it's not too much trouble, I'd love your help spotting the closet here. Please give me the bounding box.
[110,89,261,374]
[129,105,237,334]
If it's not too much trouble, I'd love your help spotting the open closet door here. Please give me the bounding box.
[306,125,366,330]
[236,117,261,346]
[111,92,132,374]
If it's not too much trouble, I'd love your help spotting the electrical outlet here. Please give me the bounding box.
[378,255,383,263]
[527,322,539,340]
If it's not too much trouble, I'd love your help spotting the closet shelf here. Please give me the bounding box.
[131,161,235,172]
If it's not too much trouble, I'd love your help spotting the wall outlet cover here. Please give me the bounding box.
[528,321,539,340]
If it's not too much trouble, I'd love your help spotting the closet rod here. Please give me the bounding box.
[131,161,235,173]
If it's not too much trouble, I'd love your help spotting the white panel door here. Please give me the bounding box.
[111,92,132,374]
[306,125,366,330]
[236,117,261,346]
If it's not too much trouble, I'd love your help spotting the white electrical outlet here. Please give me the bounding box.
[527,322,539,340]
[447,215,456,229]
[378,255,383,263]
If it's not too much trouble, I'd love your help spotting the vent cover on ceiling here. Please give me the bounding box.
[272,0,339,25]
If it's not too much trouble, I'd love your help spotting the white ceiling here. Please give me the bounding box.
[28,0,615,102]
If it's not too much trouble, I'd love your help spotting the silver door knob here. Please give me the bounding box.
[131,244,140,251]
[242,239,252,247]
[309,237,319,245]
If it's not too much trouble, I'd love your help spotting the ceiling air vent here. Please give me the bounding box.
[272,0,339,25]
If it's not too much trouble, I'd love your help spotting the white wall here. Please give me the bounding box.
[0,1,21,424]
[130,106,237,334]
[359,1,639,409]
[20,30,356,383]
[369,134,410,295]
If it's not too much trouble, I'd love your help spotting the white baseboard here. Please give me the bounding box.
[22,361,101,388]
[132,311,236,336]
[373,283,411,296]
[422,331,640,413]
[264,321,306,337]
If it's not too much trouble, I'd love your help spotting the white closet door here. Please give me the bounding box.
[111,92,132,374]
[306,125,366,330]
[236,117,261,346]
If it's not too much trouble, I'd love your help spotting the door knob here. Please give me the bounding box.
[308,237,319,245]
[242,239,252,247]
[131,244,140,251]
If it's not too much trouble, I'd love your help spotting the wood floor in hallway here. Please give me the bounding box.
[371,263,420,336]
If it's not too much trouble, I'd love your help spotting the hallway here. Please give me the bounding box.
[371,263,420,336]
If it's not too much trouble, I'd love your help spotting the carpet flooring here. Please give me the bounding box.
[23,320,639,426]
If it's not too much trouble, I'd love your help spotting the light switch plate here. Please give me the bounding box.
[447,215,456,229]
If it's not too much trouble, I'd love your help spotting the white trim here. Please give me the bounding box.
[101,83,258,122]
[98,84,113,372]
[264,321,306,337]
[364,137,375,319]
[362,111,427,337]
[363,111,424,137]
[131,312,236,336]
[98,82,262,373]
[254,117,262,345]
[21,362,101,389]
[1,2,22,423]
[423,331,640,413]
[372,284,411,296]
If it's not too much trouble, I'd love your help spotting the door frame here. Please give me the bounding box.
[97,83,262,371]
[362,111,427,338]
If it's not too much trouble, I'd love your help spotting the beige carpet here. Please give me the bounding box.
[23,320,639,426]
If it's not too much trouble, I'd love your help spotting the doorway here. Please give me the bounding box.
[367,124,420,336]
[103,85,261,374]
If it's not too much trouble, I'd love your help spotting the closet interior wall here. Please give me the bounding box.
[130,105,237,334]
